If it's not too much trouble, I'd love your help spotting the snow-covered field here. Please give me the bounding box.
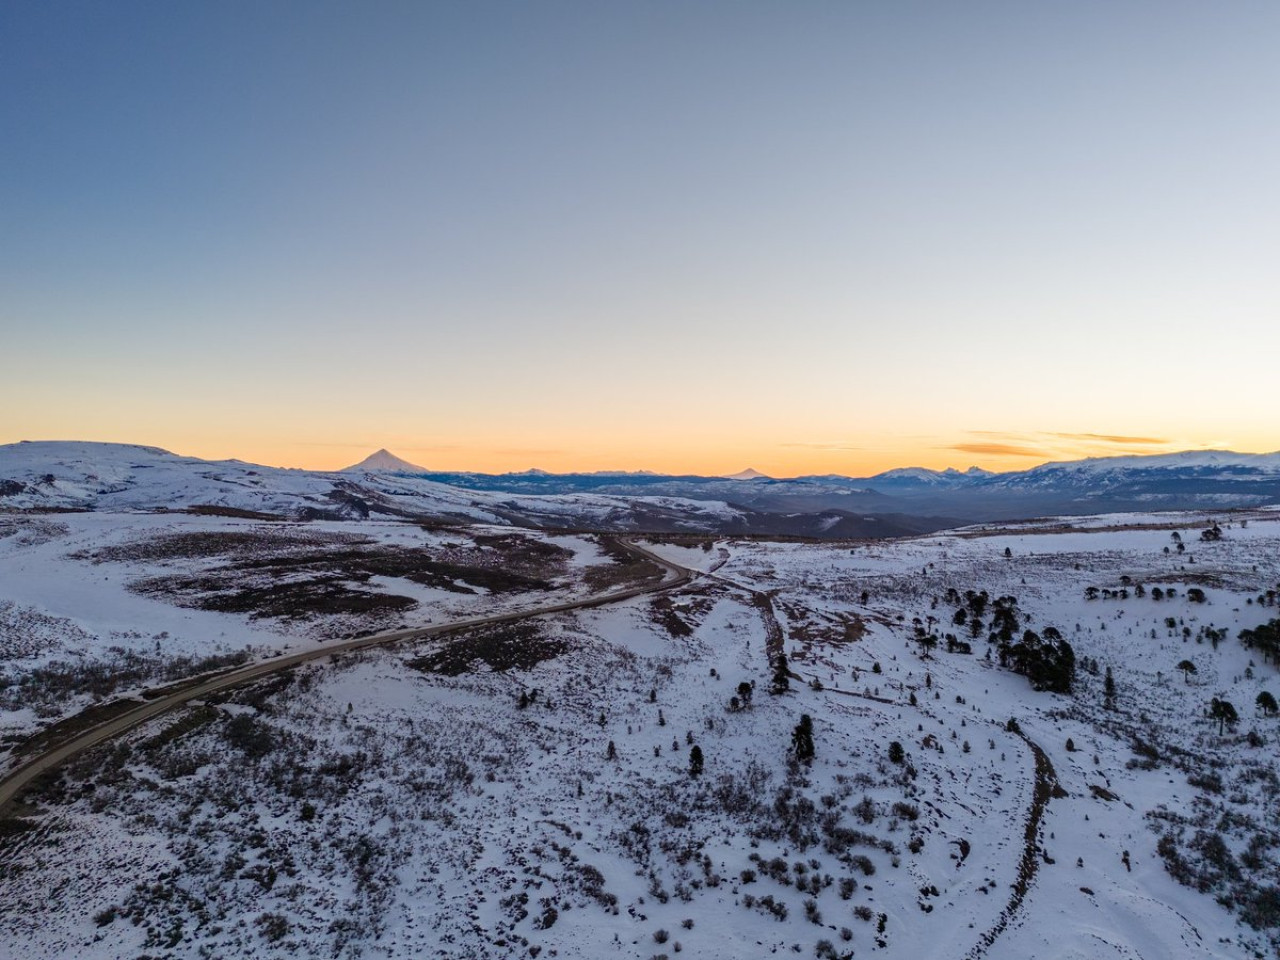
[2,506,1279,959]
[0,512,643,751]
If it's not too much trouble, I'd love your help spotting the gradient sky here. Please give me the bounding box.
[3,1,1278,476]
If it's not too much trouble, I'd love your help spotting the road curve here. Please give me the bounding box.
[0,539,696,813]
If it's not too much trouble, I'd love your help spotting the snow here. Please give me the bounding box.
[0,441,747,534]
[3,500,1280,958]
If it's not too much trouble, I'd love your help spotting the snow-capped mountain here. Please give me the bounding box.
[724,467,770,481]
[863,465,995,489]
[341,449,429,473]
[991,450,1280,489]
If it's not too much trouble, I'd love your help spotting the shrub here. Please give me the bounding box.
[891,802,919,822]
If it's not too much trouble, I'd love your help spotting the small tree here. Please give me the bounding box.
[771,652,791,694]
[1176,659,1197,683]
[606,740,617,760]
[688,744,704,778]
[1256,691,1278,717]
[792,715,815,763]
[887,740,905,765]
[737,681,754,706]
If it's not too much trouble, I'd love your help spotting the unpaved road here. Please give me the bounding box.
[0,539,695,813]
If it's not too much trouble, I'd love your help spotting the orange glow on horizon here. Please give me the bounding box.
[9,428,1271,480]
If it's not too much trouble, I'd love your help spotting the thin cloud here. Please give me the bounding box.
[949,442,1048,457]
[779,441,864,451]
[1049,432,1168,445]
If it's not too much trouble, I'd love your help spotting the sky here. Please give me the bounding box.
[2,1,1278,477]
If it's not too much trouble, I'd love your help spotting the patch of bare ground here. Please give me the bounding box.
[74,528,364,564]
[646,594,714,638]
[780,601,867,647]
[184,504,288,521]
[133,574,420,619]
[583,537,665,592]
[407,622,569,675]
[94,529,577,620]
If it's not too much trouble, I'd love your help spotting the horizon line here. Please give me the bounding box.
[5,438,1279,482]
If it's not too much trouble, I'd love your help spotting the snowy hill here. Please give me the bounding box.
[0,443,936,538]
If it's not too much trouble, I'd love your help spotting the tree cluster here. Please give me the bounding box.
[1240,618,1280,665]
[1000,625,1076,694]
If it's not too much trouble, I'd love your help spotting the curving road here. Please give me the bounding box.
[0,539,696,813]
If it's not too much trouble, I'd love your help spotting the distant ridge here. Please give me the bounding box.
[342,449,428,473]
[725,467,770,481]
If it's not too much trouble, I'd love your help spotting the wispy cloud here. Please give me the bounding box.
[1049,432,1168,445]
[949,442,1048,457]
[779,441,864,451]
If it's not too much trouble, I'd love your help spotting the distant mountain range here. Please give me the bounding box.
[3,441,1279,538]
[339,447,1280,521]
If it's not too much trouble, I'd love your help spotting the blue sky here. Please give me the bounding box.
[3,2,1278,474]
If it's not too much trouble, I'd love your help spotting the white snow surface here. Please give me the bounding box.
[0,440,744,529]
[2,505,1280,959]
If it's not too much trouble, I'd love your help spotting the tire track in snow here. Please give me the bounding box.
[963,729,1059,960]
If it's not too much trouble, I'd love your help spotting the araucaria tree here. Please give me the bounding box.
[771,652,791,694]
[1210,697,1239,735]
[1256,691,1278,717]
[1177,659,1197,683]
[1001,625,1075,693]
[1240,618,1280,665]
[792,714,815,763]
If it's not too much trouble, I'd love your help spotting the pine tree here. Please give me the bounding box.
[1104,666,1116,710]
[688,745,704,778]
[792,715,815,763]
